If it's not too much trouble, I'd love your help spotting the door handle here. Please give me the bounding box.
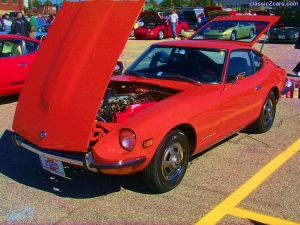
[19,63,27,68]
[255,85,262,91]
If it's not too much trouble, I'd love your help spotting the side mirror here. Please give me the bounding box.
[113,61,123,76]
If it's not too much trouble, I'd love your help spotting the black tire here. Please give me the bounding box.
[230,30,237,40]
[142,129,190,193]
[158,30,164,40]
[251,92,276,133]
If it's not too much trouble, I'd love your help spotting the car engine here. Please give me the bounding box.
[97,83,177,123]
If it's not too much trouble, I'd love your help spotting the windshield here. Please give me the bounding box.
[125,46,227,84]
[192,20,269,42]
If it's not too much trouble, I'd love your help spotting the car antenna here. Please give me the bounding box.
[260,28,269,53]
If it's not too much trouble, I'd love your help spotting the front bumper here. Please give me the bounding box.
[12,133,146,172]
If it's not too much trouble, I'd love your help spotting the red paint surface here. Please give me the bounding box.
[13,0,144,152]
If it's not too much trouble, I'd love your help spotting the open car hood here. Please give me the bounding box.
[13,0,144,152]
[139,11,163,24]
[192,15,280,46]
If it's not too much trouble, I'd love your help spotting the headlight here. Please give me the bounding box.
[295,32,299,38]
[119,129,136,151]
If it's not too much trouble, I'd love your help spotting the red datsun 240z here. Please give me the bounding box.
[12,0,286,192]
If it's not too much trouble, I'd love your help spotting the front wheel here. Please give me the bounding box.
[180,28,185,35]
[142,129,190,193]
[249,29,254,38]
[251,92,276,133]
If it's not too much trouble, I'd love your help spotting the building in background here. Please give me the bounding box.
[0,0,24,14]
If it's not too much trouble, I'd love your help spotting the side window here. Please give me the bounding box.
[250,51,263,72]
[0,40,23,57]
[25,41,39,54]
[226,50,254,82]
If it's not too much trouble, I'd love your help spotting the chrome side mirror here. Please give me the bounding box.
[113,61,124,76]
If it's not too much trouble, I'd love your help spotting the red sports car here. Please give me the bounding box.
[12,1,286,193]
[0,35,40,97]
[134,11,188,40]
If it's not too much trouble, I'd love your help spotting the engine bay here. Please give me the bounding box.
[97,82,179,123]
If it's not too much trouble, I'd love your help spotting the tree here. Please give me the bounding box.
[32,0,39,8]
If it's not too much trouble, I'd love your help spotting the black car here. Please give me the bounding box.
[269,6,300,43]
[269,23,300,43]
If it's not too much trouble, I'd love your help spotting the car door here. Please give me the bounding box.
[0,39,39,95]
[0,39,27,89]
[219,49,263,135]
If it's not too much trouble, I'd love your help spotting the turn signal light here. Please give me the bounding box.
[119,129,136,151]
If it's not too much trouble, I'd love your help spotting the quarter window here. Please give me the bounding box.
[25,41,39,54]
[251,51,263,72]
[226,50,254,81]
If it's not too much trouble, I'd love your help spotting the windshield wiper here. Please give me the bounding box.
[160,75,202,85]
[125,70,147,79]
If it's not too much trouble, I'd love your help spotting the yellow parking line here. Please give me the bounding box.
[195,138,300,225]
[228,207,299,225]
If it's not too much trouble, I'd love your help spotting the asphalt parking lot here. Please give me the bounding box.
[0,39,299,224]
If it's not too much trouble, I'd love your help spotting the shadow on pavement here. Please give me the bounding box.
[0,130,154,199]
[0,95,19,105]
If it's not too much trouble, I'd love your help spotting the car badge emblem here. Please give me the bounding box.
[40,131,47,139]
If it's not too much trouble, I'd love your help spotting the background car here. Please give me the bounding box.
[177,7,204,30]
[0,35,40,97]
[203,20,256,40]
[268,6,300,43]
[269,23,300,43]
[134,11,188,40]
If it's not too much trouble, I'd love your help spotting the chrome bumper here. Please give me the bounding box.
[12,133,146,171]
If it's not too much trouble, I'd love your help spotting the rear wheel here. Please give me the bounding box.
[251,92,276,133]
[142,129,190,193]
[158,30,164,40]
[230,31,237,40]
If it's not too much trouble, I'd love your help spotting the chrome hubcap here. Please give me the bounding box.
[231,33,236,40]
[263,98,274,127]
[159,31,163,39]
[161,142,184,181]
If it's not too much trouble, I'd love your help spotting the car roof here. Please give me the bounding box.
[0,34,40,43]
[155,40,253,51]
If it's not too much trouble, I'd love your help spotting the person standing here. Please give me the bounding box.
[169,9,178,39]
[29,14,37,32]
[29,25,36,39]
[36,13,46,26]
[2,13,12,32]
[11,12,30,37]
